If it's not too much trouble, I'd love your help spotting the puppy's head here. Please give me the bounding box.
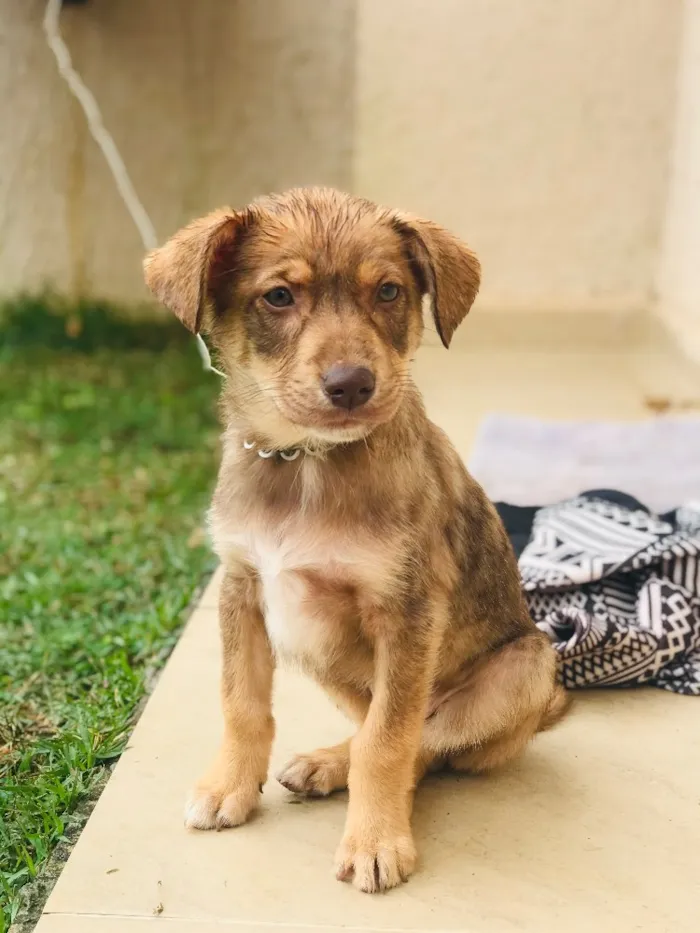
[144,188,480,445]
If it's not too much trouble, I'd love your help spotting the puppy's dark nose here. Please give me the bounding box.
[322,364,375,410]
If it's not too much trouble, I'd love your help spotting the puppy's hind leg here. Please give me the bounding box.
[276,682,371,797]
[447,715,543,774]
[423,632,568,775]
[277,738,352,797]
[276,681,445,797]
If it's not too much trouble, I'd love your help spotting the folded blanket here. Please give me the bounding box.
[497,491,700,696]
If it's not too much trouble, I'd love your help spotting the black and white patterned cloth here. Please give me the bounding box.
[497,492,700,695]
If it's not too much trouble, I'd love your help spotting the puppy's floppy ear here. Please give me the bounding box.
[394,215,481,348]
[143,208,244,334]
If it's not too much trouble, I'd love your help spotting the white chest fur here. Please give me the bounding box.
[211,518,395,662]
[256,543,326,659]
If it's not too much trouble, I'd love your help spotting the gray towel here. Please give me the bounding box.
[469,415,700,513]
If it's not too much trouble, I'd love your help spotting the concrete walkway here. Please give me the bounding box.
[35,316,700,933]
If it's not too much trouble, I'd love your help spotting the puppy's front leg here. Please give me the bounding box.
[185,565,274,830]
[335,611,439,893]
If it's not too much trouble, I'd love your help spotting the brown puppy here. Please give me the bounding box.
[144,188,568,893]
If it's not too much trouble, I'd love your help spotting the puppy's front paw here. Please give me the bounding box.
[184,780,260,831]
[276,745,349,797]
[334,829,417,893]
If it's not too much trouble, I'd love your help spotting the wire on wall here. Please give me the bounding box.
[42,0,224,378]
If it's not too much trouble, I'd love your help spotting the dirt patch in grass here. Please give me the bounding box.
[0,298,220,930]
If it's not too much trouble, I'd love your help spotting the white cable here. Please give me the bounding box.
[42,0,224,379]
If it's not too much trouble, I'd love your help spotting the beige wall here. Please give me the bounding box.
[354,0,681,314]
[0,0,689,323]
[657,0,700,363]
[0,0,355,304]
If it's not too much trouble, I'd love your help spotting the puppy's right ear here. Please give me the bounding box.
[143,209,243,334]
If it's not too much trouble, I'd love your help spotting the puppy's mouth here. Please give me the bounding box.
[281,396,399,435]
[286,409,375,441]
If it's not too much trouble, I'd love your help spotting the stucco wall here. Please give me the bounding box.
[0,0,355,304]
[0,0,687,318]
[354,0,682,314]
[657,0,700,363]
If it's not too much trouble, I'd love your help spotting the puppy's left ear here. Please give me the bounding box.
[395,215,481,348]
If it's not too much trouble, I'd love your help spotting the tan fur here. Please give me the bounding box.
[144,188,569,894]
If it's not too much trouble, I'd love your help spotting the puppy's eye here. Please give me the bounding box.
[377,282,400,303]
[263,286,294,308]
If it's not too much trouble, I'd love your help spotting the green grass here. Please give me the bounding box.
[0,298,219,930]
